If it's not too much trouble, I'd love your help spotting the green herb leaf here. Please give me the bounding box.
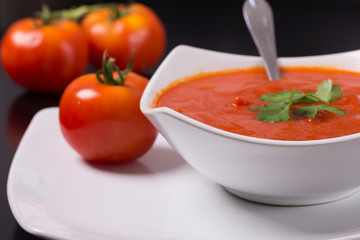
[250,79,345,123]
[259,90,305,102]
[330,83,343,101]
[250,89,296,123]
[251,101,292,123]
[305,79,343,103]
[254,106,292,123]
[251,101,289,111]
[294,104,346,118]
[314,79,333,103]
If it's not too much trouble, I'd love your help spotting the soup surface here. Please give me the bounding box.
[154,67,360,140]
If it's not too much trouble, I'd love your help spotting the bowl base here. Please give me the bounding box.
[224,187,360,206]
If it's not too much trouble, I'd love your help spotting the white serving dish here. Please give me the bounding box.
[140,45,360,206]
[7,107,360,239]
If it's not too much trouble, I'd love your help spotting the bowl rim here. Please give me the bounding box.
[141,45,360,147]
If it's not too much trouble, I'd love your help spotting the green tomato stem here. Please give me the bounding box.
[96,50,133,86]
[39,4,52,25]
[35,3,119,24]
[109,3,131,21]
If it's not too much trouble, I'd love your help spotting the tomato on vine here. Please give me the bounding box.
[1,5,88,92]
[81,3,167,73]
[59,51,157,163]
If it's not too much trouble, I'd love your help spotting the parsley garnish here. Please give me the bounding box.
[250,79,346,123]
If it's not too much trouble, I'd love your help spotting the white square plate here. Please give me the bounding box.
[7,107,360,239]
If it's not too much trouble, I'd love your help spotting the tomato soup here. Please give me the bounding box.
[153,67,360,141]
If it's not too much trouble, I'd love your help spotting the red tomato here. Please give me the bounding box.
[1,18,88,92]
[59,54,157,163]
[81,3,166,73]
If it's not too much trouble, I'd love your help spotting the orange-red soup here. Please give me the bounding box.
[154,67,360,141]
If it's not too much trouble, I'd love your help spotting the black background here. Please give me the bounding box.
[2,0,360,239]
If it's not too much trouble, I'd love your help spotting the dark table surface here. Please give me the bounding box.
[2,0,360,239]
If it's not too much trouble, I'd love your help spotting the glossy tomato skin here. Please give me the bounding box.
[82,3,166,73]
[59,72,157,163]
[1,18,88,92]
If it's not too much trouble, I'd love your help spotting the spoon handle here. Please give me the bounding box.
[243,0,280,80]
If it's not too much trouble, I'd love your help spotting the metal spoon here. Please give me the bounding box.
[243,0,280,80]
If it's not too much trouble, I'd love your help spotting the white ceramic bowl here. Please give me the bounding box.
[140,45,360,206]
